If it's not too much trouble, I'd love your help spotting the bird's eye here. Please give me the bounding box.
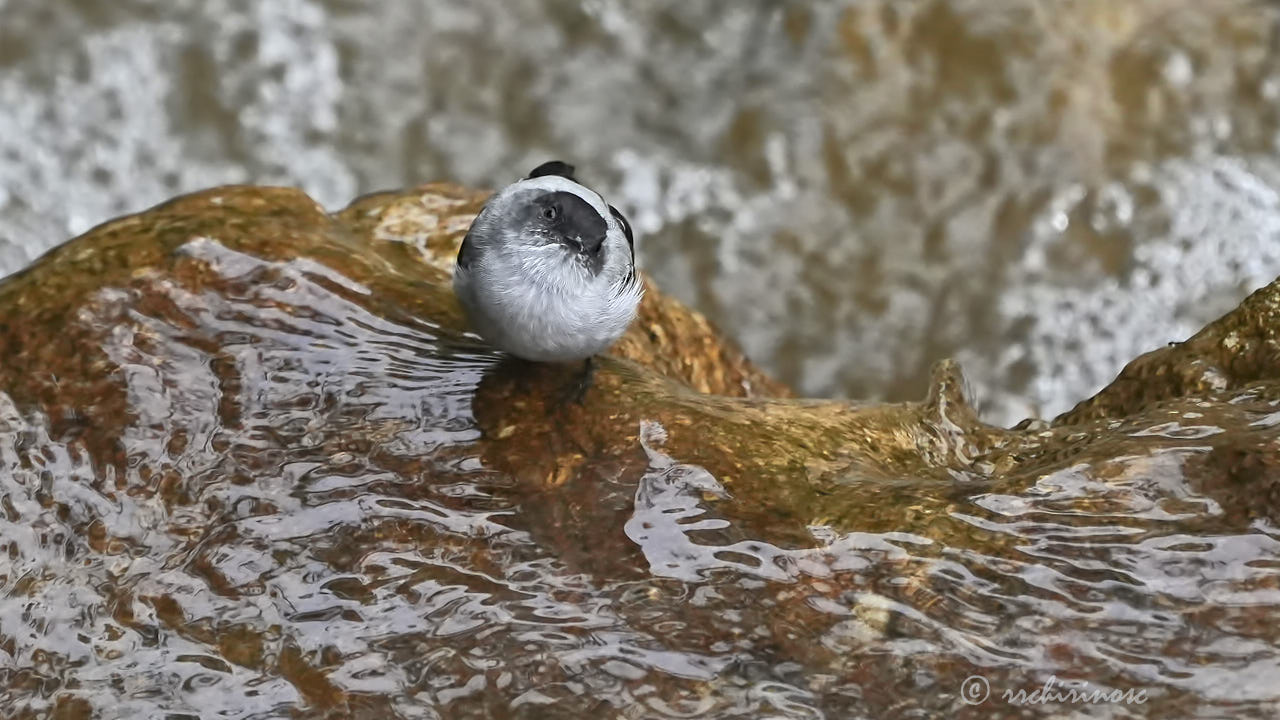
[542,205,558,221]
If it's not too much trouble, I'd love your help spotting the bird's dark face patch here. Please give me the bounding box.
[527,191,607,272]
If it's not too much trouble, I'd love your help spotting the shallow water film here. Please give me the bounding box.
[5,1,1280,718]
[4,1,1280,424]
[2,183,1280,718]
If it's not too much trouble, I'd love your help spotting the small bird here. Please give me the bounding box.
[453,161,644,383]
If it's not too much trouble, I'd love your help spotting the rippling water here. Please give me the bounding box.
[3,1,1280,425]
[3,186,1280,716]
[6,2,1280,717]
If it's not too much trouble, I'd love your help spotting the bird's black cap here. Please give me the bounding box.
[527,160,577,181]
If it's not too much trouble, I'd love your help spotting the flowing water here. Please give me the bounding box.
[3,0,1280,424]
[4,2,1280,718]
[0,174,1277,718]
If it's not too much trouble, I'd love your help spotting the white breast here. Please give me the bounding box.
[454,243,642,363]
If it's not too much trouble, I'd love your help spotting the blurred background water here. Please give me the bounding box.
[2,0,1280,425]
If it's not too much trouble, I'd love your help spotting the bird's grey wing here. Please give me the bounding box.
[527,160,577,181]
[608,205,634,255]
[456,230,477,271]
[608,204,636,282]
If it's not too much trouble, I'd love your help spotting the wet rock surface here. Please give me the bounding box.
[6,1,1280,426]
[3,185,1280,718]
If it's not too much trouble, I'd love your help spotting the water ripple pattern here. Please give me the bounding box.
[3,1,1280,423]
